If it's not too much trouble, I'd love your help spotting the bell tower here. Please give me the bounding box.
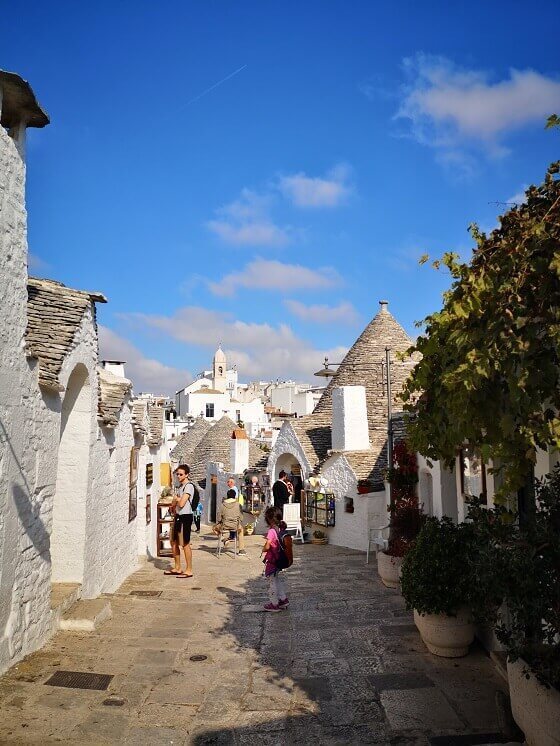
[212,346,227,392]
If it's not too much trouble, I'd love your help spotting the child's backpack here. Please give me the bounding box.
[277,528,293,570]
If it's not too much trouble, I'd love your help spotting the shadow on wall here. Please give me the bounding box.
[13,483,51,559]
[0,417,51,559]
[190,546,393,745]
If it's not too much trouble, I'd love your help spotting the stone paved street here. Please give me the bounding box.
[0,530,509,745]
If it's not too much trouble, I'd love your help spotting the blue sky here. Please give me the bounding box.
[4,1,560,393]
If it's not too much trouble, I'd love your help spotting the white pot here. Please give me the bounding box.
[413,607,474,658]
[507,658,560,746]
[377,552,402,589]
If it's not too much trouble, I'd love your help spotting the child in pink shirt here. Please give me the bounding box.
[261,506,289,612]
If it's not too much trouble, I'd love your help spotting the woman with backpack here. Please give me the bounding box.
[260,506,292,612]
[164,464,198,578]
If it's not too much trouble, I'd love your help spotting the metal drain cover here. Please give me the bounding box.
[45,670,113,691]
[189,655,208,662]
[129,590,162,598]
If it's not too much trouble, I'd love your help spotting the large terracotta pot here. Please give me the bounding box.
[413,607,474,658]
[377,552,402,589]
[507,658,560,746]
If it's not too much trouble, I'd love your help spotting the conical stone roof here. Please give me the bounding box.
[292,302,417,486]
[189,415,268,484]
[170,416,211,464]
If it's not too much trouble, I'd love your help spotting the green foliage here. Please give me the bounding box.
[401,160,560,496]
[400,517,480,616]
[545,114,560,130]
[313,529,326,539]
[469,467,560,689]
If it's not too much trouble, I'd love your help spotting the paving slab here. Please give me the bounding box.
[0,530,509,744]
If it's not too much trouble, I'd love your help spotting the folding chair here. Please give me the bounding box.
[283,503,304,543]
[366,523,390,564]
[215,519,239,558]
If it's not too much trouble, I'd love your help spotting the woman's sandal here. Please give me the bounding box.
[176,573,193,579]
[163,569,182,575]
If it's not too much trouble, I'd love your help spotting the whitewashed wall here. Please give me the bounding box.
[84,400,138,597]
[321,455,387,552]
[267,421,311,482]
[0,126,57,674]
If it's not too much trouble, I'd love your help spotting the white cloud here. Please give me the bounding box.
[278,164,352,208]
[506,185,528,205]
[207,188,290,247]
[98,326,192,396]
[208,258,342,297]
[118,308,349,381]
[28,253,51,273]
[284,299,359,325]
[395,54,560,164]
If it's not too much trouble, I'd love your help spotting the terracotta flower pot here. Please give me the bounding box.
[507,658,560,746]
[413,607,474,658]
[311,537,328,545]
[377,552,402,589]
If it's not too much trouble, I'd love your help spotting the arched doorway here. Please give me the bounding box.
[274,452,304,505]
[51,364,91,584]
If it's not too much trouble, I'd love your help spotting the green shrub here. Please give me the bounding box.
[400,516,478,616]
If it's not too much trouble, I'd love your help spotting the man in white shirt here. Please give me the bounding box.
[165,464,195,578]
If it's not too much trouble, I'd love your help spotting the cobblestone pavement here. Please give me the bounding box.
[0,530,509,745]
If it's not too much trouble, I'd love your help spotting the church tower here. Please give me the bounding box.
[212,346,227,392]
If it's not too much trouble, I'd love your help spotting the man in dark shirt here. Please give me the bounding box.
[272,470,290,509]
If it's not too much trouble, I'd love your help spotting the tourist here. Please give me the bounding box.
[272,470,290,509]
[164,464,195,578]
[213,488,246,555]
[227,476,242,505]
[261,506,289,612]
[193,498,203,533]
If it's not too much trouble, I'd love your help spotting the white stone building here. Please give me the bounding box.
[268,380,317,417]
[175,347,268,437]
[0,71,160,675]
[267,301,417,551]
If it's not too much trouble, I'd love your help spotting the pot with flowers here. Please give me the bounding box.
[377,440,425,588]
[311,529,328,545]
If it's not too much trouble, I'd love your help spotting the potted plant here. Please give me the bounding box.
[377,440,424,588]
[400,517,478,657]
[477,468,560,746]
[311,529,328,545]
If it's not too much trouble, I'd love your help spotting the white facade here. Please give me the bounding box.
[175,349,267,436]
[267,384,392,552]
[331,386,370,452]
[269,382,316,416]
[0,79,146,675]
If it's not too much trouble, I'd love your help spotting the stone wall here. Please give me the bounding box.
[0,123,142,674]
[0,126,55,673]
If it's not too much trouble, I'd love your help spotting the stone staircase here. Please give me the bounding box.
[50,583,112,632]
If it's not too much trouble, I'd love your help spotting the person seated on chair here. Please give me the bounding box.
[213,489,246,555]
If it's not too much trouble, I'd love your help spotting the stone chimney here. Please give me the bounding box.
[101,360,126,378]
[379,299,389,314]
[230,427,249,474]
[331,385,370,452]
